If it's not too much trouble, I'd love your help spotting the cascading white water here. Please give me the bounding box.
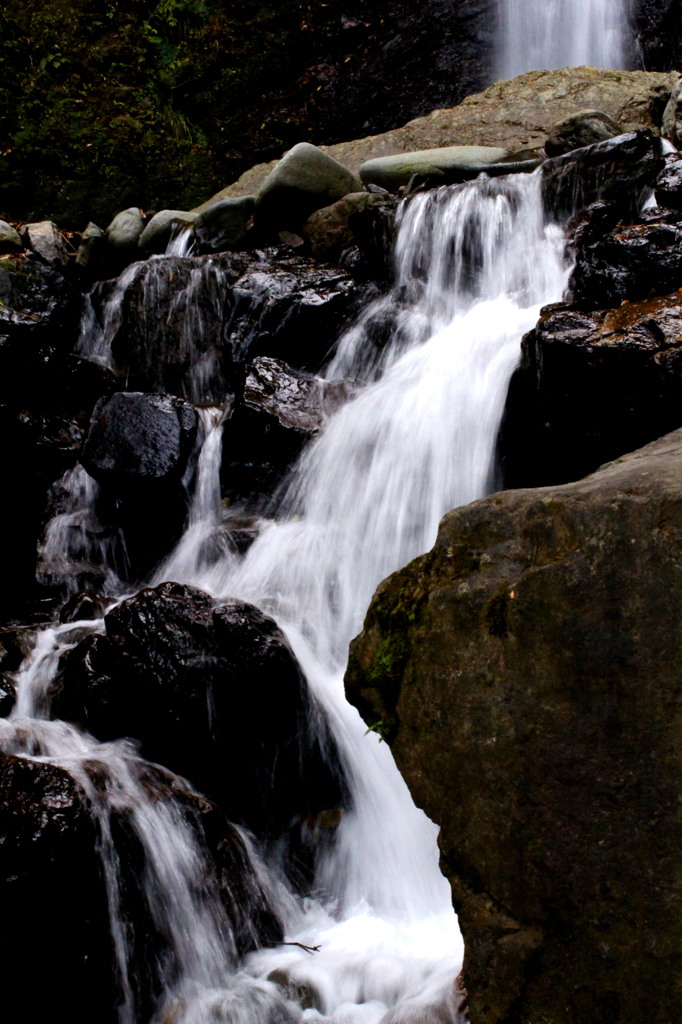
[6,170,571,1024]
[495,0,632,79]
[160,172,571,1022]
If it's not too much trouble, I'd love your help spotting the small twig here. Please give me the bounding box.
[278,941,321,954]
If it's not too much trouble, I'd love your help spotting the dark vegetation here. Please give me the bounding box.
[0,0,492,226]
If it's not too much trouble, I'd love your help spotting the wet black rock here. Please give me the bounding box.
[0,353,118,625]
[105,250,368,406]
[569,207,682,309]
[80,392,199,580]
[59,589,107,624]
[655,153,682,211]
[81,392,198,489]
[0,746,283,1024]
[541,130,663,222]
[221,357,353,504]
[0,751,117,1024]
[499,293,682,488]
[0,255,79,338]
[55,583,348,866]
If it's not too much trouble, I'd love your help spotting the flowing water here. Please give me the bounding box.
[4,172,570,1023]
[495,0,632,79]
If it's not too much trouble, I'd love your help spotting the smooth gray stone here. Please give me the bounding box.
[138,209,196,254]
[21,220,70,266]
[76,221,104,267]
[359,145,508,190]
[662,78,682,148]
[0,220,22,254]
[545,109,624,156]
[106,207,145,249]
[255,142,364,230]
[192,196,255,252]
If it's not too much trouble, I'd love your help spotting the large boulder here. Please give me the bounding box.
[358,145,509,190]
[81,391,198,489]
[347,428,682,1024]
[80,393,198,580]
[101,250,369,405]
[55,582,347,862]
[255,142,365,232]
[499,292,682,488]
[0,745,283,1024]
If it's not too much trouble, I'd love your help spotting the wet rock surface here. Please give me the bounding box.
[541,130,663,222]
[568,205,682,308]
[55,583,347,857]
[105,249,368,403]
[655,153,682,210]
[81,392,198,488]
[0,751,117,1024]
[0,746,283,1024]
[347,429,682,1024]
[221,357,353,504]
[499,292,682,487]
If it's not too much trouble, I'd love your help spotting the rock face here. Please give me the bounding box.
[346,429,682,1024]
[105,250,367,405]
[499,293,682,487]
[56,583,347,858]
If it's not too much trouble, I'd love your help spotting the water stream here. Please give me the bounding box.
[495,0,632,79]
[3,171,570,1024]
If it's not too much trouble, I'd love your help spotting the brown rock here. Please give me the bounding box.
[347,428,682,1024]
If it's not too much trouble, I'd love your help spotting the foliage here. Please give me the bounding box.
[0,0,354,226]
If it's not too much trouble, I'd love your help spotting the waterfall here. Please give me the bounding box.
[164,172,570,1020]
[6,170,571,1024]
[495,0,632,79]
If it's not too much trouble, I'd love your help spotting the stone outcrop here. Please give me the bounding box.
[216,68,680,202]
[221,357,353,503]
[346,428,682,1024]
